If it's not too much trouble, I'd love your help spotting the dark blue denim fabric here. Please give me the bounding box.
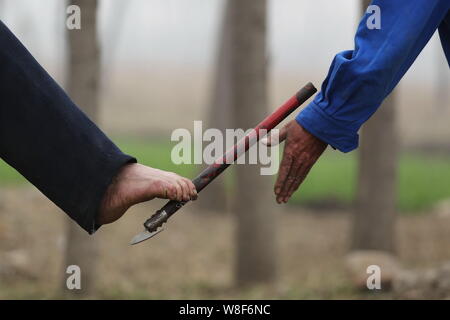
[0,21,136,233]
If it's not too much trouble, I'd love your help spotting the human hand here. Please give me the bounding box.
[263,120,327,204]
[97,163,197,225]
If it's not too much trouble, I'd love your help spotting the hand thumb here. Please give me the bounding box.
[261,123,288,146]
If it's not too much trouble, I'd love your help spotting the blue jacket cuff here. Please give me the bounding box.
[296,102,359,153]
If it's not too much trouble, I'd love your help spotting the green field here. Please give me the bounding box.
[1,138,450,213]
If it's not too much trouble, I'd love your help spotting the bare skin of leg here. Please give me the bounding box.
[97,163,197,225]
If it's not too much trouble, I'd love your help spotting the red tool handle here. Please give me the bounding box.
[143,82,317,232]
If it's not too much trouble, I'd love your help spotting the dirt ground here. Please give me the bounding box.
[1,186,450,299]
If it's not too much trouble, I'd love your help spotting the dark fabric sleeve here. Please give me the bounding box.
[438,10,450,66]
[0,21,136,234]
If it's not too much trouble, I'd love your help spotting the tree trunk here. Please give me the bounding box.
[435,42,449,111]
[229,0,277,286]
[197,1,233,213]
[351,0,398,253]
[64,0,100,296]
[352,93,398,252]
[101,0,129,92]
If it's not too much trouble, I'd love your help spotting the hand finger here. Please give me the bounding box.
[178,178,192,201]
[157,180,176,200]
[279,160,303,202]
[166,172,189,201]
[179,177,196,201]
[262,123,289,146]
[184,178,198,200]
[286,164,313,201]
[171,179,183,201]
[285,150,324,202]
[174,179,188,201]
[275,152,293,204]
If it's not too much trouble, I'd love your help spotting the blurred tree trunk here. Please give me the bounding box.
[198,1,233,212]
[436,42,449,111]
[64,0,100,295]
[230,0,277,286]
[351,0,398,253]
[101,0,129,91]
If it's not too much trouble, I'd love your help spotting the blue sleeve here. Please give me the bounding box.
[296,0,450,152]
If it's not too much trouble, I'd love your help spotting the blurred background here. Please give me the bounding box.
[0,0,449,299]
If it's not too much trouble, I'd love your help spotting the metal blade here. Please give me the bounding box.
[130,228,164,245]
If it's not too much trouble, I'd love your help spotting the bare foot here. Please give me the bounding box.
[97,163,197,225]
